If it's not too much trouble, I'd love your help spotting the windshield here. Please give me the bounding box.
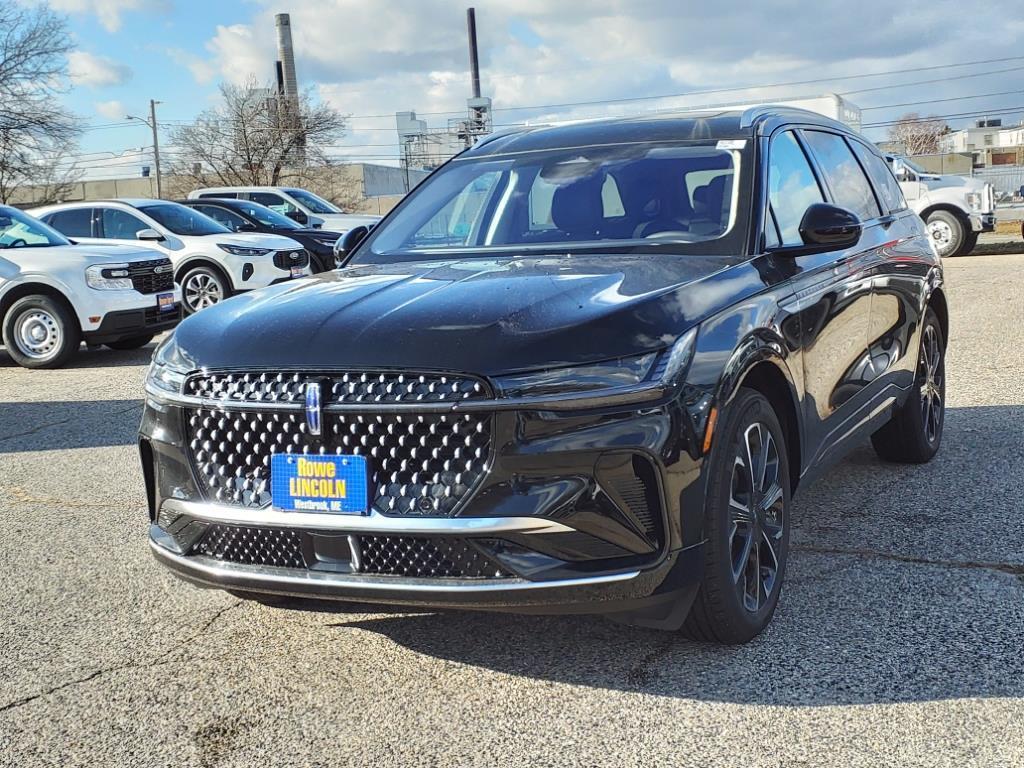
[139,202,230,236]
[356,141,743,264]
[0,207,71,248]
[236,201,301,230]
[285,188,341,214]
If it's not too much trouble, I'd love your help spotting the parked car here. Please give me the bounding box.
[885,155,995,257]
[31,200,311,314]
[0,205,180,368]
[177,197,343,273]
[186,186,381,233]
[142,106,947,643]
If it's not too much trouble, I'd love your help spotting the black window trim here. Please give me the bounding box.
[759,126,829,251]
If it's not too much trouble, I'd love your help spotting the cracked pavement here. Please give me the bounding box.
[1,254,1022,767]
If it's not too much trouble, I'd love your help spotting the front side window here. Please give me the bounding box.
[236,202,300,230]
[101,209,148,240]
[768,131,824,246]
[47,208,93,238]
[284,188,341,214]
[249,192,297,215]
[356,142,745,264]
[802,130,881,221]
[0,208,70,248]
[137,202,229,236]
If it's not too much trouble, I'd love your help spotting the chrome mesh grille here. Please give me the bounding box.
[189,525,503,578]
[356,536,502,578]
[185,371,490,404]
[194,524,305,568]
[185,408,492,515]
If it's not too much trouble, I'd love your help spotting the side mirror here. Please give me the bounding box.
[797,203,861,251]
[333,225,368,267]
[286,209,308,225]
[136,228,164,242]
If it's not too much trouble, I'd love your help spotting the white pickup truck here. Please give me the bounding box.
[0,205,181,368]
[885,155,996,257]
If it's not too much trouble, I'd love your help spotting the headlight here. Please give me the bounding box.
[493,327,698,398]
[217,243,272,257]
[85,264,134,290]
[145,334,194,396]
[966,192,983,212]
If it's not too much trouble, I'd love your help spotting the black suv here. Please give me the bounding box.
[177,197,343,273]
[141,106,946,643]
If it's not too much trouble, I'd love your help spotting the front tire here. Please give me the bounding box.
[105,334,156,351]
[926,210,966,258]
[181,265,229,314]
[871,308,945,463]
[682,388,791,644]
[2,295,81,369]
[957,230,978,256]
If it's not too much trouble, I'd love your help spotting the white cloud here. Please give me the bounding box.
[166,47,217,85]
[94,99,126,120]
[68,51,133,87]
[50,0,167,33]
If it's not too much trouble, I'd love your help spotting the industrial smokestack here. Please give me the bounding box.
[275,13,299,101]
[466,8,481,99]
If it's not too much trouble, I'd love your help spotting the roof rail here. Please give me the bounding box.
[739,104,847,130]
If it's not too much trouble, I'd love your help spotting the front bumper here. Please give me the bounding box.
[140,376,712,621]
[970,212,996,233]
[83,302,181,344]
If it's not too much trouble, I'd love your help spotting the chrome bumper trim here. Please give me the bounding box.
[144,380,669,414]
[159,498,576,535]
[150,540,642,594]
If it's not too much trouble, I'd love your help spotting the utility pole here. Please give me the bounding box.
[127,100,163,198]
[149,99,162,199]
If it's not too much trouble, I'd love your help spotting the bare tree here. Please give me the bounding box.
[168,79,348,191]
[887,113,950,155]
[0,2,81,203]
[0,129,81,205]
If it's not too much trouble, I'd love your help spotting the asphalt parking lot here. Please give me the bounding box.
[1,253,1022,767]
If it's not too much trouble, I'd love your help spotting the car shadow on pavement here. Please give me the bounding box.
[0,342,158,369]
[0,399,144,453]
[322,404,1024,706]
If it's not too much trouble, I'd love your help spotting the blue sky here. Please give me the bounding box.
[50,0,1024,175]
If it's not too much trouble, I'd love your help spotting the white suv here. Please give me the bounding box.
[187,186,381,233]
[32,200,312,314]
[0,205,182,368]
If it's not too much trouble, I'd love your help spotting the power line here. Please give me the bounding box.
[862,105,1024,128]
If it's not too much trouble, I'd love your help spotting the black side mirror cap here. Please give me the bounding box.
[770,203,861,256]
[286,210,308,224]
[333,225,369,267]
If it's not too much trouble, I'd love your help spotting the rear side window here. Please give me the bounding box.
[767,131,824,246]
[47,208,93,237]
[249,192,298,214]
[199,192,237,199]
[195,205,247,231]
[849,141,907,214]
[100,208,148,240]
[801,130,882,221]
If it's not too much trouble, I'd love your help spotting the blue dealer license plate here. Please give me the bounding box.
[270,454,369,514]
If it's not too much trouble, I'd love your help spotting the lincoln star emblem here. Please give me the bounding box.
[305,382,322,436]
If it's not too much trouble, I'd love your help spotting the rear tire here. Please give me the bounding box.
[682,388,791,644]
[2,295,81,369]
[105,334,156,350]
[926,210,965,258]
[871,308,945,463]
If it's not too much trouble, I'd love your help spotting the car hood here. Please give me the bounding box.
[211,232,305,250]
[174,252,755,375]
[1,242,165,267]
[66,243,170,262]
[314,214,382,231]
[920,173,986,192]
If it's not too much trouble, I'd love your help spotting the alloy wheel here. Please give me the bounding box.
[918,324,944,444]
[13,309,61,361]
[184,272,223,311]
[728,422,785,613]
